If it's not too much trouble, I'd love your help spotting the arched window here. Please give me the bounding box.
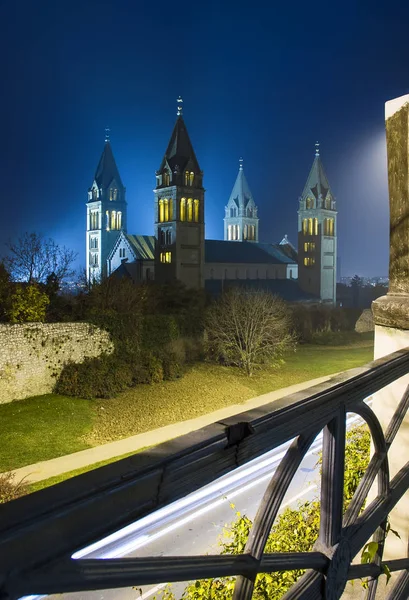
[308,218,313,235]
[169,199,173,220]
[302,219,308,235]
[106,210,110,230]
[189,172,194,185]
[243,225,248,240]
[160,230,165,245]
[163,199,169,221]
[187,198,193,222]
[236,225,240,240]
[180,198,186,221]
[116,211,122,229]
[159,199,164,223]
[251,225,255,240]
[325,196,331,209]
[164,172,170,186]
[306,197,314,209]
[92,188,98,200]
[313,218,318,235]
[111,211,116,230]
[166,230,172,245]
[90,212,99,230]
[184,171,189,186]
[194,199,199,222]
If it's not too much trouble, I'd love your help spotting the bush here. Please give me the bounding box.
[55,354,134,399]
[0,472,28,504]
[6,284,50,323]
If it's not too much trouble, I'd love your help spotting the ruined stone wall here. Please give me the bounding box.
[0,322,113,403]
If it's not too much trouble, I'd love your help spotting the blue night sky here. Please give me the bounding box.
[1,0,409,277]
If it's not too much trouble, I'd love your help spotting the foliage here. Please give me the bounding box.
[206,288,295,376]
[5,284,50,323]
[156,425,371,600]
[0,472,29,504]
[4,232,77,285]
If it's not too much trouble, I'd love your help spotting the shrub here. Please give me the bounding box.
[55,354,134,399]
[6,284,50,323]
[0,472,28,504]
[141,315,179,351]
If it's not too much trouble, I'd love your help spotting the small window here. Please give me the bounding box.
[189,172,194,185]
[184,171,189,186]
[164,172,170,186]
[166,230,172,245]
[160,251,172,263]
[160,230,165,245]
[180,198,186,221]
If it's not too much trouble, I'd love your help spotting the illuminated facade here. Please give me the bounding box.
[224,159,259,242]
[154,100,205,289]
[86,133,127,281]
[298,143,337,303]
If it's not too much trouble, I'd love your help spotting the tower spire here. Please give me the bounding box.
[177,96,183,116]
[105,127,110,143]
[315,141,320,157]
[239,157,243,170]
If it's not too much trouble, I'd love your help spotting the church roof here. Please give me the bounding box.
[159,116,201,173]
[94,141,124,189]
[205,279,318,302]
[279,235,298,261]
[125,234,155,260]
[228,161,254,208]
[302,152,331,200]
[205,240,296,264]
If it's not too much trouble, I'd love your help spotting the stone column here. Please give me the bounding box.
[372,93,409,561]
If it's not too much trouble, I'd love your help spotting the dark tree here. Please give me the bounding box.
[5,233,77,286]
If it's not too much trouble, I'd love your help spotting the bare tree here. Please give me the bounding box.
[206,287,295,376]
[4,233,77,285]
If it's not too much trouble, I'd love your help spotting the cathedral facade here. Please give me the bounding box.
[86,104,337,304]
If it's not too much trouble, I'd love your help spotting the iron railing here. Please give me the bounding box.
[2,347,409,599]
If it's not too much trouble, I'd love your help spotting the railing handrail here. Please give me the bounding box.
[2,346,409,598]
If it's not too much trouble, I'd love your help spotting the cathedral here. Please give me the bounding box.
[86,99,337,304]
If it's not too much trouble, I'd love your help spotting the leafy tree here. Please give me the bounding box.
[156,425,371,600]
[4,232,77,286]
[6,285,49,323]
[206,288,295,376]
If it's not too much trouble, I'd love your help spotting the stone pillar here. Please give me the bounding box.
[372,93,409,560]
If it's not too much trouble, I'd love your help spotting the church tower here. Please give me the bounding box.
[298,143,337,303]
[224,159,259,242]
[86,130,127,281]
[154,98,205,289]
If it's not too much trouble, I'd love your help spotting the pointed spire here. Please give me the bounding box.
[94,139,124,189]
[228,160,254,209]
[105,127,110,142]
[301,144,331,201]
[159,109,201,173]
[177,96,183,116]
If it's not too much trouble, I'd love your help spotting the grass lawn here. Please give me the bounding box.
[0,331,374,472]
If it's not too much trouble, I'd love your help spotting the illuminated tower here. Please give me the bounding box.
[86,129,127,281]
[224,158,259,242]
[154,97,205,288]
[298,143,337,303]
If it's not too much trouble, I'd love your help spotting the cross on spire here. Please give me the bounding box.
[315,141,320,157]
[239,157,244,170]
[177,96,183,116]
[105,127,110,142]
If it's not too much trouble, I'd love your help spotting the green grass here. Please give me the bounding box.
[0,331,374,473]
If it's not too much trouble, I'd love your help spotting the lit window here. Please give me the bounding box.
[111,211,116,230]
[106,210,110,231]
[90,212,99,230]
[159,199,164,223]
[314,218,318,235]
[163,199,169,221]
[160,251,172,263]
[243,225,248,240]
[189,171,194,185]
[308,218,313,235]
[306,197,314,209]
[180,198,186,221]
[187,198,193,222]
[92,188,98,200]
[184,171,189,186]
[164,172,170,186]
[194,199,199,222]
[303,257,315,267]
[109,188,118,201]
[302,219,308,235]
[117,211,122,229]
[325,196,331,209]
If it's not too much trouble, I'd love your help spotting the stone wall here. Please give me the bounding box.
[0,322,113,404]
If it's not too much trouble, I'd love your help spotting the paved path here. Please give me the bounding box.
[11,373,338,484]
